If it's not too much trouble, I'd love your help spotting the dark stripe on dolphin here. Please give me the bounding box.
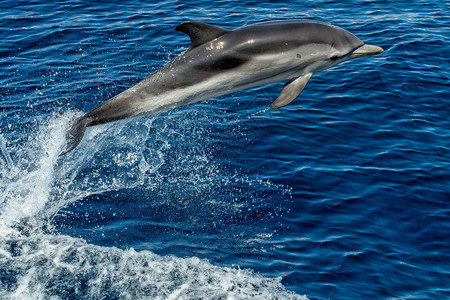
[194,56,248,71]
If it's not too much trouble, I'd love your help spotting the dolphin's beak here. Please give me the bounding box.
[351,44,383,58]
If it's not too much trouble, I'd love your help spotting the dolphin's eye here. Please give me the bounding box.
[330,55,339,60]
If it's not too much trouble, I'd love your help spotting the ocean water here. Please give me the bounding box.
[1,0,449,299]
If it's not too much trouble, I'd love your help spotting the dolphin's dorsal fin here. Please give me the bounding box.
[175,22,230,49]
[270,73,313,109]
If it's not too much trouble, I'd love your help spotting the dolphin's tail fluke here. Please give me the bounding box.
[60,117,90,156]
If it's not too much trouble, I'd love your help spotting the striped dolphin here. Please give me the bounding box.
[62,19,383,154]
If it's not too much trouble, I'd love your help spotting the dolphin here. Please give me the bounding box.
[62,19,383,155]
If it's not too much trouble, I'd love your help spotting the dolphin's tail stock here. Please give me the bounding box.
[60,116,90,156]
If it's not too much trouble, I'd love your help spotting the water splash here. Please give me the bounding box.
[0,133,13,169]
[0,113,305,299]
[0,115,68,230]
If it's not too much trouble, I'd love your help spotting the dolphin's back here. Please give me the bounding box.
[235,19,364,54]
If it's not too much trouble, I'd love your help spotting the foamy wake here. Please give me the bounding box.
[0,230,305,300]
[0,114,307,299]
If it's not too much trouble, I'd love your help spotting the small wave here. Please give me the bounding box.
[0,230,306,300]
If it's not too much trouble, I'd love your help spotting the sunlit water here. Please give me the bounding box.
[1,0,449,299]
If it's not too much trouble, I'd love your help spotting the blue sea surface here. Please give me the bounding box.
[1,0,449,299]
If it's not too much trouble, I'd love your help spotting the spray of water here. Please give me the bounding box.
[0,113,306,299]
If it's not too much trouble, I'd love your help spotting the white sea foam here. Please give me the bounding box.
[0,133,13,169]
[0,114,307,299]
[0,231,306,300]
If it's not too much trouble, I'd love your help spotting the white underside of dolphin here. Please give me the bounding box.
[61,19,383,155]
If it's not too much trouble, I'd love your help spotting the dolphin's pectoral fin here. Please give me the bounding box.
[60,117,90,156]
[175,21,230,49]
[270,73,313,109]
